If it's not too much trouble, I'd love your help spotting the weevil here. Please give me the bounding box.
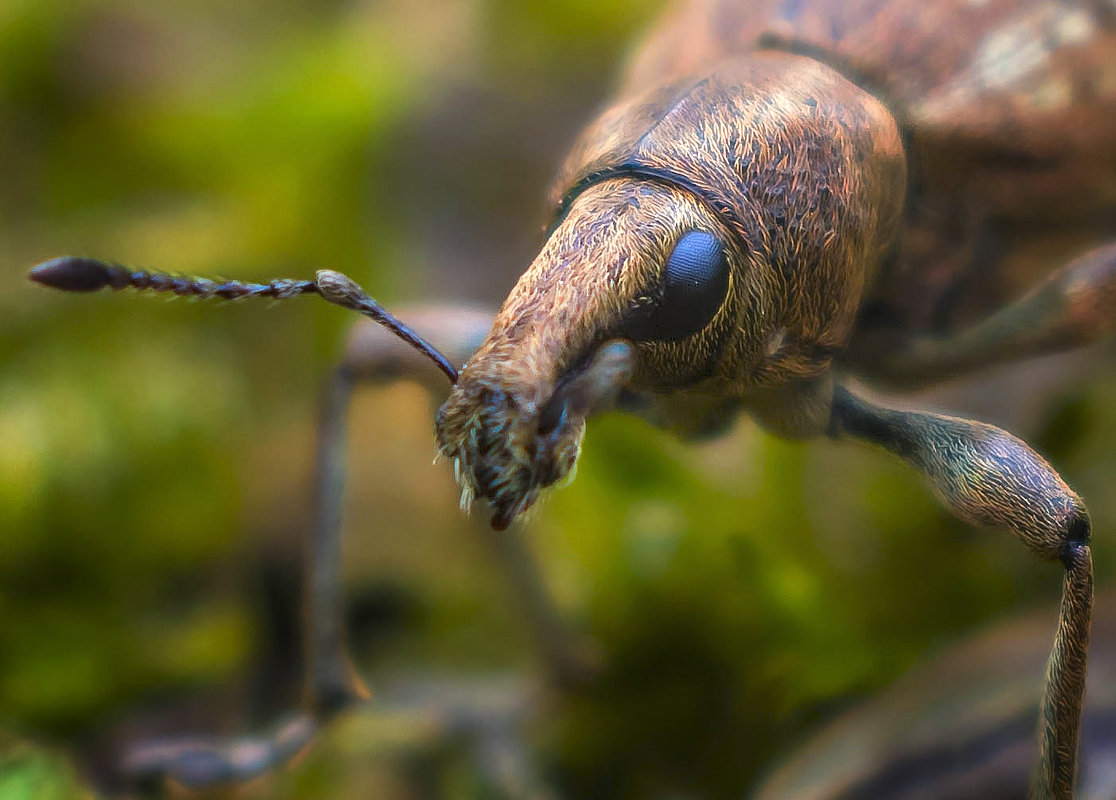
[25,0,1116,797]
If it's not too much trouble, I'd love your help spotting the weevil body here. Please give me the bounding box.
[24,0,1116,796]
[438,0,1116,528]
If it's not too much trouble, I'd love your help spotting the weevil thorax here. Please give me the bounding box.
[436,51,905,528]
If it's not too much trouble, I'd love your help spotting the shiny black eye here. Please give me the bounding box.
[620,230,730,342]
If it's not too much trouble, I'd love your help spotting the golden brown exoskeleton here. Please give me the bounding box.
[26,0,1116,797]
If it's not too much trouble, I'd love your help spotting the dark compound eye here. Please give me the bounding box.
[620,230,730,342]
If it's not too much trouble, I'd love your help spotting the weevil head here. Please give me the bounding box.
[430,174,772,524]
[435,177,760,528]
[436,53,906,528]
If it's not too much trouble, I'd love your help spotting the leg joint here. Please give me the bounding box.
[1060,510,1091,570]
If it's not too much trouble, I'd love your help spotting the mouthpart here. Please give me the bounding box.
[435,341,633,529]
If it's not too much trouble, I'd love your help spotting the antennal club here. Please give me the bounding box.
[28,256,459,384]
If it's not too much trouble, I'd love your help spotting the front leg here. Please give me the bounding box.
[852,240,1116,388]
[828,385,1092,800]
[124,304,575,794]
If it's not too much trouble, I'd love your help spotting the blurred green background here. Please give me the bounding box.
[3,0,1116,798]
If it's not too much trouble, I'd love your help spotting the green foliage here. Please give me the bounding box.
[0,734,96,800]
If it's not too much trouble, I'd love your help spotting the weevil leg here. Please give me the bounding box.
[120,365,365,792]
[829,385,1092,800]
[305,364,368,715]
[854,240,1116,388]
[121,364,367,793]
[121,304,585,791]
[474,520,599,688]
